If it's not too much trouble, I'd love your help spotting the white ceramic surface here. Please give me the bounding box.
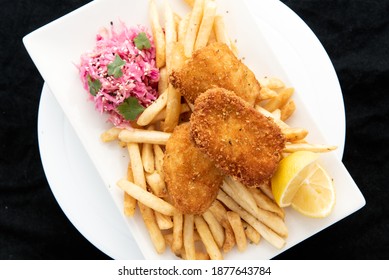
[29,0,364,259]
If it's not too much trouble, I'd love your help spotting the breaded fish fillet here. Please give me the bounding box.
[163,123,223,214]
[170,42,260,106]
[190,88,286,188]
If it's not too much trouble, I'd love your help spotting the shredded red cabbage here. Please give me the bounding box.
[79,22,159,127]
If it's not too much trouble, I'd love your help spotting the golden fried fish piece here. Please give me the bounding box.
[163,123,223,214]
[170,42,261,106]
[190,88,285,188]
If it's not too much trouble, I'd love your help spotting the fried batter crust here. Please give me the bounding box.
[190,88,286,188]
[170,42,260,106]
[163,123,223,214]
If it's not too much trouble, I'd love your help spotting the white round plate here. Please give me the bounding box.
[38,0,345,259]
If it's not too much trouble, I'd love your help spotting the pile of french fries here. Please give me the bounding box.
[100,0,337,260]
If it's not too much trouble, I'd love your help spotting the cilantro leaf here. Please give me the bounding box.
[134,32,151,50]
[117,97,145,121]
[87,75,101,96]
[107,54,126,78]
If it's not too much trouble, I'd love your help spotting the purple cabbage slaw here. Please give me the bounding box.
[79,22,159,128]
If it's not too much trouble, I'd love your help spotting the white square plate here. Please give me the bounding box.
[25,0,365,259]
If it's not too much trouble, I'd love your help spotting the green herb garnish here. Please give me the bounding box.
[134,32,151,50]
[107,54,126,78]
[87,75,101,96]
[117,97,145,121]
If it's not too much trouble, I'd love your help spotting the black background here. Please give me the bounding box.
[1,0,388,259]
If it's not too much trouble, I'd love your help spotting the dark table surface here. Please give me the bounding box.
[1,0,388,260]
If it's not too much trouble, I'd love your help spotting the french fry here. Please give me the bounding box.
[194,0,217,51]
[184,0,204,57]
[149,0,166,68]
[221,179,257,216]
[150,103,191,124]
[172,231,204,259]
[145,171,167,197]
[100,127,122,142]
[184,98,195,112]
[258,181,275,200]
[124,196,136,217]
[193,230,202,242]
[230,38,238,57]
[124,164,137,217]
[213,15,230,48]
[153,144,165,174]
[183,0,195,7]
[194,251,210,260]
[137,89,168,126]
[283,127,309,142]
[163,84,181,132]
[155,212,174,230]
[256,105,307,143]
[138,203,166,254]
[207,28,217,45]
[164,232,174,247]
[117,141,127,148]
[280,99,296,121]
[217,190,286,249]
[183,214,196,260]
[259,86,278,100]
[164,0,178,75]
[221,219,236,253]
[141,143,155,174]
[202,210,225,248]
[164,28,183,133]
[194,215,223,260]
[223,176,258,216]
[172,213,184,254]
[263,87,294,112]
[284,143,337,153]
[254,207,288,237]
[272,109,282,120]
[221,179,288,237]
[208,200,228,222]
[258,76,285,89]
[171,42,186,71]
[208,201,235,252]
[174,12,182,26]
[158,67,168,94]
[127,142,166,253]
[127,143,147,189]
[227,211,247,252]
[256,105,289,130]
[242,221,261,245]
[180,248,211,260]
[127,163,135,184]
[117,178,177,216]
[178,13,190,43]
[119,129,171,145]
[249,188,285,219]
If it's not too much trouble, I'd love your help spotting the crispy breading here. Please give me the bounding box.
[170,42,260,106]
[190,88,286,188]
[163,123,223,214]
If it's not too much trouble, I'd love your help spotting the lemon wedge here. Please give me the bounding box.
[271,151,335,218]
[291,163,335,218]
[271,151,319,207]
